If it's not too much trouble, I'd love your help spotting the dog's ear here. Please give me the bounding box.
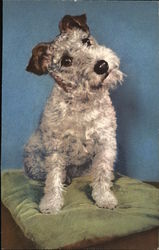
[59,14,89,34]
[26,42,53,75]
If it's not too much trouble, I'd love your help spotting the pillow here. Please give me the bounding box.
[2,170,159,249]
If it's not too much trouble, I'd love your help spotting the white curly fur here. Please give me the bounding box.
[24,15,124,214]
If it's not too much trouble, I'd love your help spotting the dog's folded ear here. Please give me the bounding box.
[26,42,53,75]
[59,14,90,34]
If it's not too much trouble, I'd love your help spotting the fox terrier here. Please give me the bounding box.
[24,14,124,214]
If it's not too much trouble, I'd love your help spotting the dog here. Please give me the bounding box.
[24,14,124,214]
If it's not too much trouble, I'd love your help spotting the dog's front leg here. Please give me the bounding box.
[91,146,118,209]
[39,153,65,214]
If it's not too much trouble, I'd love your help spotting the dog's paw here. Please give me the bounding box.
[92,190,118,209]
[39,194,64,214]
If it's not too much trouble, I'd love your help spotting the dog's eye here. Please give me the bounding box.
[61,55,72,67]
[82,38,91,47]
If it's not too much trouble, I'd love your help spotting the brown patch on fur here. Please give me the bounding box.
[59,14,90,34]
[91,83,103,90]
[26,43,53,75]
[52,74,73,93]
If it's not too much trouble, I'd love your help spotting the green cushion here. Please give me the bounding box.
[2,170,159,249]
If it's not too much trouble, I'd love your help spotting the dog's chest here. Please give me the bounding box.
[60,96,116,153]
[58,105,99,163]
[44,91,116,163]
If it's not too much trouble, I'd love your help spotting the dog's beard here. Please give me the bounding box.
[90,72,109,90]
[50,67,124,96]
[102,68,124,89]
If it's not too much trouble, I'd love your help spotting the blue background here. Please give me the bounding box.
[2,0,159,181]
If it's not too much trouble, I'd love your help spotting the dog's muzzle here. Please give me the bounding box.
[94,60,109,75]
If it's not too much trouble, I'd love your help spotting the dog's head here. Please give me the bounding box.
[26,14,124,93]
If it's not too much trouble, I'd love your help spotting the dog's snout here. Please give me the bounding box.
[94,60,109,75]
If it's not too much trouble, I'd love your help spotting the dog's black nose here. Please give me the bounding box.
[94,60,109,75]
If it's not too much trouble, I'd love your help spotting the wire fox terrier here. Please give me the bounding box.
[24,14,124,214]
